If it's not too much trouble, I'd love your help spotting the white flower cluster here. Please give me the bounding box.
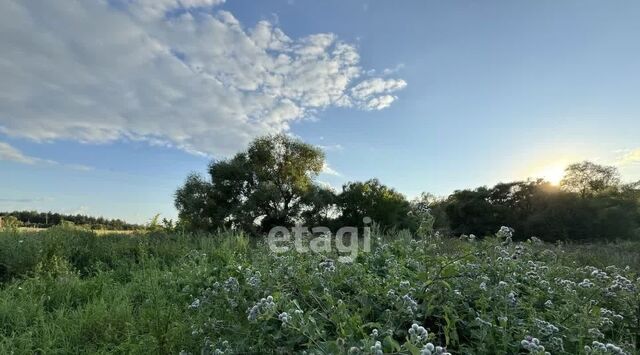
[497,226,514,242]
[408,323,428,342]
[247,295,276,321]
[200,338,230,355]
[223,277,240,293]
[534,318,559,336]
[579,279,595,288]
[370,328,379,338]
[319,259,336,272]
[278,312,290,323]
[555,278,577,291]
[246,271,261,288]
[600,308,624,322]
[521,336,550,354]
[589,268,609,281]
[420,342,450,355]
[585,341,627,354]
[189,298,201,309]
[609,275,635,293]
[370,340,383,355]
[402,294,419,315]
[588,328,605,339]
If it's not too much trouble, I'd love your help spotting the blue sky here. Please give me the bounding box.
[1,0,639,223]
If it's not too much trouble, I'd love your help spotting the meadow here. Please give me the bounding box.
[0,226,638,354]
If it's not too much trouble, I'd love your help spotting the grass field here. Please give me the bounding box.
[0,227,638,354]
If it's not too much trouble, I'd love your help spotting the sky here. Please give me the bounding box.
[1,0,640,223]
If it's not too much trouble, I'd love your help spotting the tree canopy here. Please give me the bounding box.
[560,161,621,197]
[175,134,325,233]
[176,139,640,242]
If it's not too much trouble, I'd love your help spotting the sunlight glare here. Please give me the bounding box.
[536,164,566,185]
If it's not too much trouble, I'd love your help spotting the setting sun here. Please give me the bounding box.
[535,164,566,185]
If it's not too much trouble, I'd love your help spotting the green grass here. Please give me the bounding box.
[0,227,638,354]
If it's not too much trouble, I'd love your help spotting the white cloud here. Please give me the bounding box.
[0,0,406,157]
[321,162,341,176]
[618,148,640,165]
[0,142,37,165]
[350,78,407,110]
[318,143,344,152]
[0,141,92,171]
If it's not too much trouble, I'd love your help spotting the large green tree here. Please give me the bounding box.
[560,161,621,197]
[336,179,416,231]
[175,134,324,233]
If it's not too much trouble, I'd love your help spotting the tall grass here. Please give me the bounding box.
[0,227,638,354]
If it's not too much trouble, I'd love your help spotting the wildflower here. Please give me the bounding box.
[521,336,545,353]
[403,294,419,314]
[223,277,239,293]
[497,226,514,242]
[246,295,276,321]
[370,329,379,338]
[319,259,336,272]
[278,312,290,324]
[409,323,428,342]
[370,340,383,355]
[534,318,559,335]
[189,298,201,309]
[588,328,605,339]
[578,279,594,288]
[247,274,261,288]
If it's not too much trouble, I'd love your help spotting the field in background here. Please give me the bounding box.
[0,227,638,354]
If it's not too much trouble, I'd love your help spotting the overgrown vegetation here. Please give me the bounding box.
[0,227,638,354]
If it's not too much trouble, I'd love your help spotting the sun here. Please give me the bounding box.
[536,164,566,185]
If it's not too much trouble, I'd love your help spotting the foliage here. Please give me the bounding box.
[0,216,21,230]
[0,210,138,230]
[440,173,640,241]
[1,227,639,354]
[560,161,621,197]
[337,179,418,231]
[175,134,324,233]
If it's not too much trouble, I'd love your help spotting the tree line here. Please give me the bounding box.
[0,211,139,230]
[175,134,640,241]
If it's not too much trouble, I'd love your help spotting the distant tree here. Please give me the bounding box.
[560,161,620,197]
[336,179,416,231]
[0,211,137,230]
[444,187,500,237]
[175,134,324,233]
